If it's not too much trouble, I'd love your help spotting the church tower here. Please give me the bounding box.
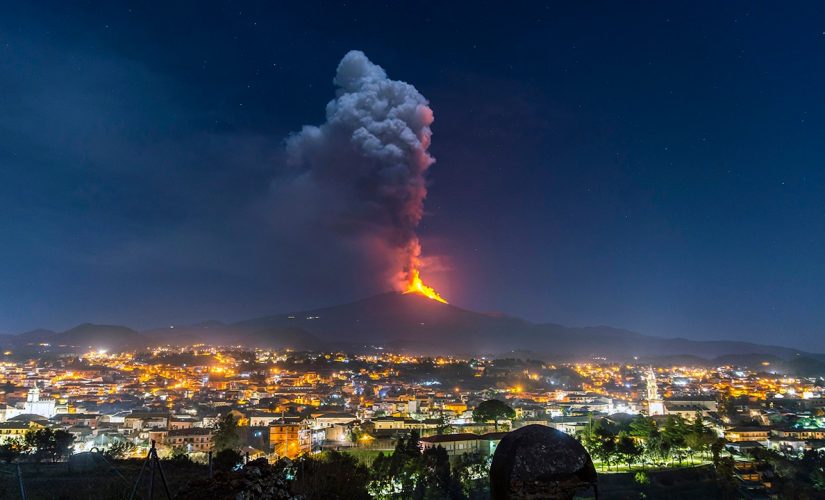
[24,383,56,418]
[26,385,40,402]
[645,367,665,416]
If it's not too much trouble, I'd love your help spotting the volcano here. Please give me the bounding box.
[226,292,816,361]
[2,292,820,363]
[233,291,526,350]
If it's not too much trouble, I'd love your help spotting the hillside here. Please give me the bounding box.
[228,292,813,361]
[8,323,145,351]
[1,292,819,364]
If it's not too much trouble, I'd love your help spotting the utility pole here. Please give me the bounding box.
[16,463,26,500]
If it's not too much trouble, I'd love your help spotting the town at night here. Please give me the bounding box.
[3,336,825,497]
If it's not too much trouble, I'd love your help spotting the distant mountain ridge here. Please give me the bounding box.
[1,292,821,365]
[16,323,143,350]
[226,292,816,361]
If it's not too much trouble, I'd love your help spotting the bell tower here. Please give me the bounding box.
[646,367,665,416]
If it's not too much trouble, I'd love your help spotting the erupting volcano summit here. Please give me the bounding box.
[404,269,448,303]
[285,50,447,303]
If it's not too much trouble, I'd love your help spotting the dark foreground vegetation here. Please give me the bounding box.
[3,424,825,499]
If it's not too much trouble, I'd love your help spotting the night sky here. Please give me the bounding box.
[2,2,824,350]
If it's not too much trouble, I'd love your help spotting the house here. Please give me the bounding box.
[772,427,825,440]
[365,416,441,434]
[548,416,592,436]
[663,399,718,420]
[367,416,407,432]
[767,436,809,453]
[270,423,311,458]
[0,420,43,443]
[419,432,506,458]
[53,413,99,429]
[724,427,771,443]
[733,461,776,496]
[726,440,764,455]
[124,412,169,431]
[162,428,213,453]
[169,417,197,430]
[324,423,355,444]
[441,401,468,414]
[248,412,281,427]
[313,412,357,428]
[148,429,169,446]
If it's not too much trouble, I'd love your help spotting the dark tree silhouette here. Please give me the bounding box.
[293,450,370,500]
[472,399,515,430]
[213,448,243,471]
[213,413,241,451]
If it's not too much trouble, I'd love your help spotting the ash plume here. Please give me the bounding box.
[283,50,437,290]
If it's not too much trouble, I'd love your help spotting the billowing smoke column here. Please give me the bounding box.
[286,51,444,300]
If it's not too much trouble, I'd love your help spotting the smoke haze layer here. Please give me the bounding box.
[284,51,437,290]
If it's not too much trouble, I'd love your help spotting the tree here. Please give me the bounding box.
[293,450,370,500]
[683,412,714,462]
[53,430,74,461]
[213,413,241,451]
[685,421,715,463]
[811,467,825,491]
[714,456,738,496]
[452,452,491,499]
[24,428,45,462]
[404,430,421,459]
[213,448,243,472]
[105,439,136,459]
[435,410,451,436]
[419,445,456,497]
[25,428,74,463]
[661,415,688,465]
[369,451,391,496]
[578,418,620,472]
[577,414,599,453]
[616,433,641,470]
[371,435,422,497]
[592,425,617,472]
[711,438,726,466]
[168,445,194,464]
[629,415,657,441]
[472,400,515,430]
[0,438,26,463]
[371,433,481,498]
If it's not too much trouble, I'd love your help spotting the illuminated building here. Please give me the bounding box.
[0,420,44,443]
[162,427,214,453]
[645,367,665,416]
[270,423,310,458]
[23,385,57,419]
[724,427,771,443]
[662,398,717,420]
[419,432,506,457]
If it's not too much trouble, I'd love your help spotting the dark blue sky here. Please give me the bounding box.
[1,2,824,350]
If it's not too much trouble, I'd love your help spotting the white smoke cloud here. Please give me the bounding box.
[283,50,437,290]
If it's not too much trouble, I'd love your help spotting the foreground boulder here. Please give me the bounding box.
[490,424,597,499]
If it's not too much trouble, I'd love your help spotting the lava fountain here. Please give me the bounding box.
[404,268,448,303]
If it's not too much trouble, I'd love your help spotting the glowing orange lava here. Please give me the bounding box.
[404,269,448,303]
